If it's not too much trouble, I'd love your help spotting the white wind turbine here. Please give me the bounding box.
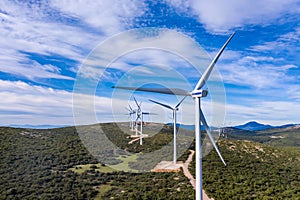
[126,104,136,131]
[149,96,186,164]
[133,97,151,145]
[113,32,235,200]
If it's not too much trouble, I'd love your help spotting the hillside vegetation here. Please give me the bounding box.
[201,139,300,199]
[0,124,299,199]
[77,123,194,171]
[0,125,194,199]
[226,125,300,147]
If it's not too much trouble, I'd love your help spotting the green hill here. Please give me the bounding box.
[226,125,300,147]
[0,124,299,199]
[201,139,300,199]
[0,125,194,200]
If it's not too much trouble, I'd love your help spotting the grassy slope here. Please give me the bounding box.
[70,163,116,173]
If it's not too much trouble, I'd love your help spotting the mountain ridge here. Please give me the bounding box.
[3,121,300,132]
[234,121,298,131]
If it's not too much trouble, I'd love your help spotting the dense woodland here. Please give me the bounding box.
[0,125,194,199]
[191,139,300,199]
[0,124,300,199]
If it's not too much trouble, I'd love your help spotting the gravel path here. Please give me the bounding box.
[182,150,212,200]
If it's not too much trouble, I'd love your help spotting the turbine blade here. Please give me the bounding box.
[194,32,235,91]
[135,115,140,122]
[149,99,173,110]
[200,108,226,166]
[128,104,133,112]
[175,96,187,109]
[133,96,140,110]
[125,107,131,112]
[112,86,190,96]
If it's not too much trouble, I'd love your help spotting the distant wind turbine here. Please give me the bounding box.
[149,96,186,164]
[133,97,151,145]
[126,104,136,131]
[113,32,235,200]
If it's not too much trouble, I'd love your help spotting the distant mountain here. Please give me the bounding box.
[235,121,299,131]
[7,124,68,129]
[167,123,217,131]
[275,124,299,129]
[235,121,273,131]
[174,123,194,131]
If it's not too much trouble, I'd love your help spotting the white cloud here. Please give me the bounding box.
[211,49,241,61]
[0,80,74,125]
[0,80,123,126]
[50,0,146,35]
[77,28,220,90]
[287,85,300,100]
[0,0,150,82]
[1,78,297,128]
[4,77,296,127]
[225,100,300,126]
[219,53,298,89]
[1,0,299,128]
[250,27,300,53]
[0,1,106,81]
[0,52,74,80]
[0,80,169,126]
[0,2,96,58]
[166,0,300,32]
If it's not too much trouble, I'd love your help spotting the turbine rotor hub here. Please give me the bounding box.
[191,89,208,98]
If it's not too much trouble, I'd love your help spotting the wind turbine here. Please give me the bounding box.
[113,32,235,200]
[133,97,151,145]
[149,96,186,164]
[126,104,136,131]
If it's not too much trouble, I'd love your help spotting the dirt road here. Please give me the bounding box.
[182,150,211,200]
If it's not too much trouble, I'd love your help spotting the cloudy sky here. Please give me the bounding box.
[1,0,300,127]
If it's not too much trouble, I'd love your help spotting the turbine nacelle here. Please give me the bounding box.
[191,89,208,98]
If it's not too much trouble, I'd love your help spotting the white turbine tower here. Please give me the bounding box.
[133,97,142,137]
[149,96,186,164]
[126,104,136,131]
[133,97,150,145]
[113,32,235,200]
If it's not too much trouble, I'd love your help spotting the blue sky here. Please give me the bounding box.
[0,0,300,127]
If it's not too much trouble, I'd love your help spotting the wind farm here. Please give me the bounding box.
[1,1,300,199]
[3,27,300,199]
[1,121,300,199]
[113,32,235,200]
[2,27,300,199]
[125,96,155,145]
[125,104,136,131]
